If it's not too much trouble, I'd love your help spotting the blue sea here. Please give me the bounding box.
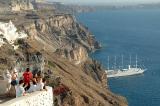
[77,8,160,106]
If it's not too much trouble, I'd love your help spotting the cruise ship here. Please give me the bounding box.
[106,55,146,78]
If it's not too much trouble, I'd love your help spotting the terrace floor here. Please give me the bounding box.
[0,95,13,104]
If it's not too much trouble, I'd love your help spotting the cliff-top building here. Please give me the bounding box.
[34,0,46,3]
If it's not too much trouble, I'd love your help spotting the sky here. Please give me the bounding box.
[48,0,160,5]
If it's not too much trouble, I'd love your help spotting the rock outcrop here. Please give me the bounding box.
[0,0,34,12]
[11,0,34,11]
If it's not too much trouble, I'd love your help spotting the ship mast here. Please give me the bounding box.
[136,55,138,68]
[130,54,132,66]
[122,55,124,69]
[107,56,109,70]
[114,56,117,70]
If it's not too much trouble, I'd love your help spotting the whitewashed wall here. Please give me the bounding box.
[1,86,53,106]
[0,80,8,95]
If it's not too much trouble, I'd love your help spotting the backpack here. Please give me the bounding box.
[11,80,18,86]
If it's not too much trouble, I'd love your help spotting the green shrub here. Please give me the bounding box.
[48,61,56,68]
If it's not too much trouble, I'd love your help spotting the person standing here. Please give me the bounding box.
[23,68,33,91]
[9,69,18,97]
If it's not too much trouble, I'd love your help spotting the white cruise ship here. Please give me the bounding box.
[106,55,146,78]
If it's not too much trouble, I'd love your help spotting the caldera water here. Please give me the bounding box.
[77,8,160,106]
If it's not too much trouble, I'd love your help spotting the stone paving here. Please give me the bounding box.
[0,95,13,104]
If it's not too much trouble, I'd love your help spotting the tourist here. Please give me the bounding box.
[27,80,37,93]
[36,77,44,91]
[32,77,37,83]
[16,80,26,97]
[23,68,33,91]
[47,69,52,75]
[37,70,44,78]
[3,70,12,95]
[42,78,47,91]
[33,73,38,78]
[32,73,38,82]
[44,69,52,78]
[53,76,70,106]
[8,69,19,97]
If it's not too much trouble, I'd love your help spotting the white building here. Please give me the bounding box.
[0,20,28,47]
[34,0,46,3]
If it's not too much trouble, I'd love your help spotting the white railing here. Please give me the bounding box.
[0,86,54,106]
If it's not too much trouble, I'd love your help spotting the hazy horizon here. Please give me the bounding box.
[48,0,160,5]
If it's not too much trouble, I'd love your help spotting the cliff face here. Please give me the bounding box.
[0,2,127,106]
[18,14,100,64]
[0,0,11,13]
[0,0,34,12]
[11,0,34,11]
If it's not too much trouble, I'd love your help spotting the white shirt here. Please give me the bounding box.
[36,82,44,91]
[27,84,37,93]
[16,85,25,97]
[3,73,12,83]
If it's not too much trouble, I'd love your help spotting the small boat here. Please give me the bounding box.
[106,55,146,78]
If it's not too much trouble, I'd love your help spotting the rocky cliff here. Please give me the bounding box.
[11,0,34,11]
[17,14,100,63]
[0,0,33,12]
[0,1,127,106]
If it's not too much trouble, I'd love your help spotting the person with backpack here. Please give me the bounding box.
[23,68,33,91]
[8,68,19,97]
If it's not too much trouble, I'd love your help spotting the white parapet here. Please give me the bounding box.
[1,86,54,106]
[0,80,8,95]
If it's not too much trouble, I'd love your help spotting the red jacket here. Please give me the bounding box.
[23,72,33,84]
